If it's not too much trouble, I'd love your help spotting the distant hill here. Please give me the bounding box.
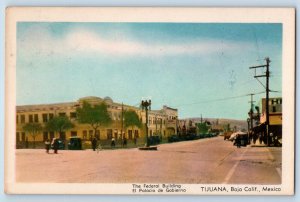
[180,117,248,131]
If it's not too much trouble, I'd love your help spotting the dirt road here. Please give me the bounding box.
[16,136,281,184]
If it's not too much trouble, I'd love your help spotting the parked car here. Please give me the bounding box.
[233,132,249,147]
[168,135,180,143]
[148,135,161,145]
[182,133,197,141]
[229,131,247,141]
[51,139,65,150]
[68,137,82,150]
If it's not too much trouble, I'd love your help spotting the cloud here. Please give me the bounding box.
[19,26,251,58]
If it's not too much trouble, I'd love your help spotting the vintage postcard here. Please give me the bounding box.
[5,7,295,195]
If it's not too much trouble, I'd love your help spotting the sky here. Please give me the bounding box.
[16,22,282,120]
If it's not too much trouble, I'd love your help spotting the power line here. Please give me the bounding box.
[129,90,279,109]
[255,77,266,89]
[171,92,265,108]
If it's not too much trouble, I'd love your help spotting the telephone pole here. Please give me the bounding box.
[121,102,124,140]
[249,57,270,146]
[155,115,158,135]
[248,93,255,131]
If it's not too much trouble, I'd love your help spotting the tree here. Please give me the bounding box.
[45,116,74,139]
[124,110,142,137]
[22,122,43,148]
[223,123,231,132]
[76,101,112,140]
[196,122,209,134]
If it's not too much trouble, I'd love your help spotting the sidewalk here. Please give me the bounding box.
[225,143,282,184]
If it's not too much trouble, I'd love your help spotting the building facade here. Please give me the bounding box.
[252,97,282,144]
[16,96,178,146]
[260,97,282,126]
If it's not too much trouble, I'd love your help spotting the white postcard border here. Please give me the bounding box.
[5,7,295,195]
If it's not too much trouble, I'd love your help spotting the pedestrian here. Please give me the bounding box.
[133,136,137,146]
[253,133,257,144]
[92,137,97,151]
[123,137,127,147]
[45,139,51,154]
[249,131,253,144]
[25,137,29,148]
[111,137,115,148]
[235,134,241,148]
[270,133,274,146]
[259,134,263,144]
[52,138,59,154]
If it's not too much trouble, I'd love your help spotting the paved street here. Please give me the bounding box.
[16,136,281,184]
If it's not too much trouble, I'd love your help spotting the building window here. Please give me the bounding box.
[21,132,26,142]
[134,130,139,138]
[83,130,87,140]
[49,113,54,120]
[43,132,48,141]
[42,114,48,123]
[16,115,19,124]
[89,130,93,140]
[49,132,55,140]
[114,129,118,139]
[70,112,77,119]
[128,130,133,139]
[107,129,112,140]
[59,112,66,117]
[34,114,39,123]
[95,130,100,140]
[16,132,20,142]
[150,130,152,136]
[71,131,77,137]
[60,132,66,140]
[21,115,25,123]
[29,115,33,123]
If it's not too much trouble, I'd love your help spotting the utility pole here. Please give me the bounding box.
[121,102,124,140]
[248,93,255,131]
[155,115,158,135]
[249,57,270,146]
[160,117,163,139]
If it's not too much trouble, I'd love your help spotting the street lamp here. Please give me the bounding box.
[141,99,151,147]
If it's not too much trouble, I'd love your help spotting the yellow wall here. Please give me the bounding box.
[16,97,178,143]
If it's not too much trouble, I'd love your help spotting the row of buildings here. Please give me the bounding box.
[16,95,282,146]
[16,96,178,145]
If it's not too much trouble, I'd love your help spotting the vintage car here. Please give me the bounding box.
[168,135,180,143]
[51,139,65,150]
[68,137,82,150]
[233,132,249,147]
